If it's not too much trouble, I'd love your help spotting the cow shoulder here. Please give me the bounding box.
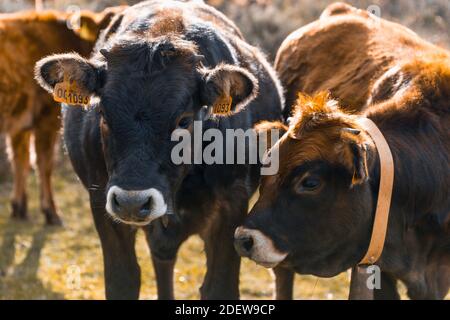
[275,14,375,113]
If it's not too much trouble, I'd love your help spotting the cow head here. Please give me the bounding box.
[35,35,258,226]
[235,92,377,277]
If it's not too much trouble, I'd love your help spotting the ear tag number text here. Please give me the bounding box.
[212,95,232,115]
[53,74,91,106]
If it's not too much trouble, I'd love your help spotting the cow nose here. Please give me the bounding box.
[234,228,254,257]
[106,186,168,225]
[111,191,152,219]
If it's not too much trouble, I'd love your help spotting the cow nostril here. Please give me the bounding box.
[112,193,120,210]
[137,197,152,218]
[235,235,254,257]
[141,197,152,211]
[242,236,254,253]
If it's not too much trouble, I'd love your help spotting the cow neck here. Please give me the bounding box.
[356,117,395,265]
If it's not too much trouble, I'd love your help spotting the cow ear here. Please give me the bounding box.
[349,142,369,185]
[77,12,100,42]
[35,53,101,95]
[77,6,127,42]
[368,66,411,105]
[95,6,128,34]
[340,128,370,186]
[200,64,258,113]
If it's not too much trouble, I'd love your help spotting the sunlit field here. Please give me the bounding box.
[2,151,445,300]
[0,157,345,300]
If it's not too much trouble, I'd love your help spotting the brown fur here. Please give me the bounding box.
[275,3,446,115]
[147,9,186,37]
[0,8,124,225]
[265,3,450,299]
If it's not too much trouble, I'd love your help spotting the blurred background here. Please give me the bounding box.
[0,0,449,299]
[1,0,449,58]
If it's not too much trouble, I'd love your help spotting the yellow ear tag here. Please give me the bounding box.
[212,95,232,115]
[53,74,91,106]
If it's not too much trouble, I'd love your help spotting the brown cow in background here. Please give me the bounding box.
[0,7,124,225]
[235,2,449,299]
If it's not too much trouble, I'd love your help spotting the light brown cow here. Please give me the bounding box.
[276,2,450,115]
[235,2,450,299]
[0,7,124,225]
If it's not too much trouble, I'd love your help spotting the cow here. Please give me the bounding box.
[34,0,284,299]
[234,2,450,300]
[0,7,124,225]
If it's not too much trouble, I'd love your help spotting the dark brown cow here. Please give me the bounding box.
[235,3,450,299]
[0,7,124,225]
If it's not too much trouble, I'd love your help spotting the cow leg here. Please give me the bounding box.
[90,195,140,300]
[200,201,246,300]
[374,272,400,300]
[348,266,374,300]
[272,266,295,300]
[34,114,61,226]
[145,216,190,300]
[151,256,176,300]
[9,130,31,220]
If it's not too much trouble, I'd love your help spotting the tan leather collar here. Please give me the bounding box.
[356,117,395,265]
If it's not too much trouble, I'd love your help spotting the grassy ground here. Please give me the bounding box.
[0,156,446,300]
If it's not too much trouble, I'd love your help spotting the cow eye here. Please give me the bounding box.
[295,174,322,194]
[177,114,193,129]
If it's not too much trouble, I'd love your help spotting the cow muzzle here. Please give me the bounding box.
[106,186,168,226]
[234,226,288,268]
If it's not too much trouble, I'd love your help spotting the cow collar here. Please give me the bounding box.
[356,117,395,265]
[249,117,394,266]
